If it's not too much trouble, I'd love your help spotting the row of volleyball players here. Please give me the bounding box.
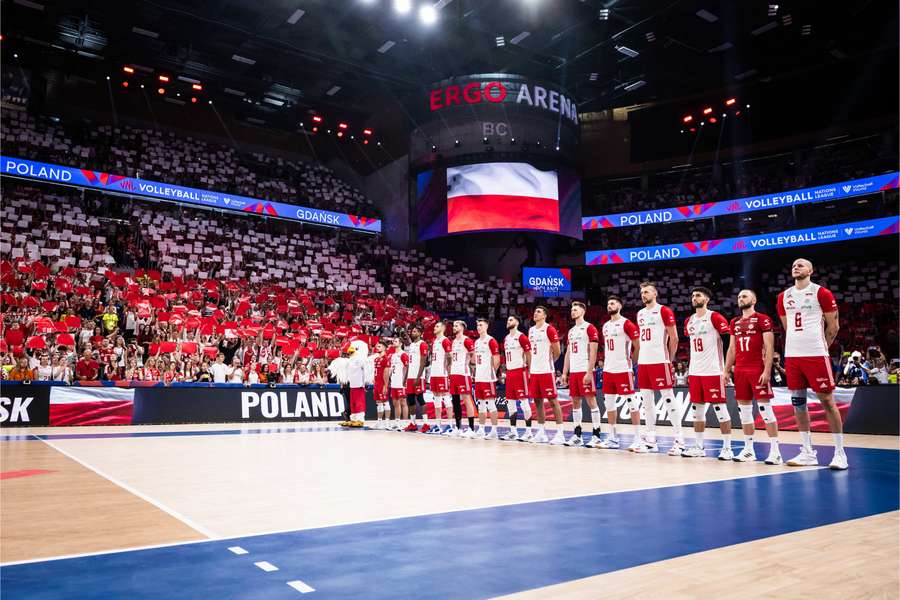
[366,260,847,469]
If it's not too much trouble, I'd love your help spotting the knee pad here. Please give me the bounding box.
[758,403,777,424]
[486,399,497,413]
[738,404,754,425]
[626,394,641,412]
[603,394,618,414]
[442,395,454,410]
[521,401,532,419]
[376,403,385,415]
[791,390,808,411]
[713,404,731,423]
[691,402,708,420]
[477,400,487,413]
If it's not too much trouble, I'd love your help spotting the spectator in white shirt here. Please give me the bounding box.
[210,353,229,383]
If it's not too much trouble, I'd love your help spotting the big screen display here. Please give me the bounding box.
[417,162,581,241]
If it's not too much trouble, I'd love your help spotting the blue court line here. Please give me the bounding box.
[1,445,897,599]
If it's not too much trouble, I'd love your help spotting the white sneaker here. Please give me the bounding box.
[517,430,534,443]
[549,431,566,445]
[681,445,706,458]
[531,430,549,444]
[564,433,584,447]
[472,428,486,440]
[786,449,818,466]
[484,429,498,441]
[734,447,757,462]
[718,447,735,461]
[667,441,686,457]
[631,439,659,453]
[765,449,783,465]
[627,438,643,452]
[460,429,476,439]
[585,435,604,448]
[501,430,519,441]
[443,427,459,438]
[597,438,620,449]
[829,450,849,470]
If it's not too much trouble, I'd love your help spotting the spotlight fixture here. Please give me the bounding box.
[482,137,488,145]
[454,139,460,147]
[419,4,437,25]
[393,0,411,15]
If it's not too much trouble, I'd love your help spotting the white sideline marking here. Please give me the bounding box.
[287,580,316,593]
[254,561,279,572]
[227,546,248,555]
[38,438,218,538]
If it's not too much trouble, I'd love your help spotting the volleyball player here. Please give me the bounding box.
[560,301,601,447]
[528,306,564,444]
[681,287,734,459]
[597,295,640,449]
[632,282,682,454]
[472,318,501,439]
[723,289,782,464]
[501,315,534,441]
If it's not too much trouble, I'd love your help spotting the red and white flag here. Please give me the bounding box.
[446,163,559,233]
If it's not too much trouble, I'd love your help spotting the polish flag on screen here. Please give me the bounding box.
[49,387,134,426]
[446,163,559,233]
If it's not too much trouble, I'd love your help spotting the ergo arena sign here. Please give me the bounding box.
[427,79,579,126]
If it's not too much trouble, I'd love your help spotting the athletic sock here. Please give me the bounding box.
[590,408,602,429]
[525,418,533,427]
[744,435,754,449]
[592,427,601,438]
[609,424,617,439]
[468,417,475,430]
[572,407,582,433]
[770,438,780,452]
[640,389,656,439]
[722,434,731,449]
[695,431,705,448]
[661,390,682,441]
[800,431,813,452]
[833,433,844,453]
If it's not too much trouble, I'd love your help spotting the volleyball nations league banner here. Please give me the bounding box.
[582,172,899,229]
[585,216,900,265]
[0,156,381,233]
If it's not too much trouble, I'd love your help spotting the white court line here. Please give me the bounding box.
[36,437,219,539]
[1,461,822,567]
[254,561,279,572]
[227,546,248,555]
[287,580,316,593]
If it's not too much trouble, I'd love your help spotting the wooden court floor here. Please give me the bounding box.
[1,422,898,599]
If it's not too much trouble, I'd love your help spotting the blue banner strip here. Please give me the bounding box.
[585,216,900,265]
[583,172,898,230]
[0,155,381,233]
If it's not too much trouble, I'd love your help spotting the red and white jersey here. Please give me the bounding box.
[374,353,390,388]
[473,336,500,382]
[405,340,428,379]
[777,283,837,358]
[389,350,409,388]
[567,321,599,373]
[503,332,531,370]
[602,317,639,374]
[450,336,475,376]
[528,324,559,375]
[685,311,730,376]
[637,305,677,364]
[430,336,453,377]
[730,312,774,370]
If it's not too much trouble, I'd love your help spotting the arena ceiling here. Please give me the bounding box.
[3,0,897,135]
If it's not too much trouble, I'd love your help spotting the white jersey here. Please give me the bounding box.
[430,337,452,377]
[450,337,474,376]
[566,321,600,373]
[637,305,676,365]
[685,311,731,376]
[389,350,408,388]
[777,282,838,358]
[602,317,639,374]
[473,336,500,382]
[405,340,428,380]
[503,332,530,370]
[528,324,559,375]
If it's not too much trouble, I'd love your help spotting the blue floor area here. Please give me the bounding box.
[2,442,897,599]
[0,426,366,442]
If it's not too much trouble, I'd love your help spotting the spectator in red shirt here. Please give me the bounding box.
[76,349,100,381]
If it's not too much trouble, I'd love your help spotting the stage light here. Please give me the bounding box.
[312,126,318,132]
[191,97,197,103]
[419,4,437,25]
[123,66,135,74]
[140,84,145,89]
[337,131,344,138]
[690,127,696,133]
[510,138,516,145]
[700,121,705,126]
[106,76,110,81]
[483,137,488,144]
[394,0,411,15]
[158,87,165,94]
[454,139,460,147]
[159,75,170,83]
[431,145,437,152]
[746,104,750,108]
[702,107,713,115]
[363,139,369,145]
[725,98,736,106]
[680,129,684,133]
[208,100,213,105]
[192,83,202,91]
[709,117,717,123]
[338,122,348,129]
[122,81,129,88]
[683,115,693,123]
[735,110,741,116]
[722,113,726,117]
[555,145,560,151]
[363,128,373,136]
[312,115,323,123]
